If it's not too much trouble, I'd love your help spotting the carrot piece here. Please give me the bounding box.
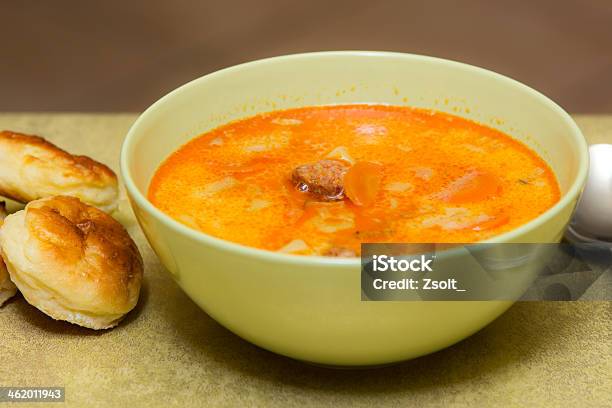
[344,161,384,206]
[446,171,501,204]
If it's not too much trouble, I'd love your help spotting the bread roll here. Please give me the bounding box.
[0,202,17,306]
[0,130,118,212]
[0,196,143,329]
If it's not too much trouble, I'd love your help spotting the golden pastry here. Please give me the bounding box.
[0,196,143,329]
[0,202,17,306]
[0,130,118,212]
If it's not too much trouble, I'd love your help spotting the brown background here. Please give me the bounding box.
[1,0,611,112]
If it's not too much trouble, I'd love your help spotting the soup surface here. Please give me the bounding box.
[148,104,560,256]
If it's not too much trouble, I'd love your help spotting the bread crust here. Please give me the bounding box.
[0,196,143,328]
[0,130,118,212]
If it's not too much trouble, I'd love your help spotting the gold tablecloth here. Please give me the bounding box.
[0,114,610,407]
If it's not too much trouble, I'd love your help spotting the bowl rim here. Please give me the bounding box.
[120,50,589,266]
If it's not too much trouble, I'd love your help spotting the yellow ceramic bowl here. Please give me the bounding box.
[120,51,588,366]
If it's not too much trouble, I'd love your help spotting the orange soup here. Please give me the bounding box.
[148,105,560,256]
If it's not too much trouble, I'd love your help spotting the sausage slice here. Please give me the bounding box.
[291,159,349,200]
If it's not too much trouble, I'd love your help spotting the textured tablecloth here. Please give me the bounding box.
[0,114,610,407]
